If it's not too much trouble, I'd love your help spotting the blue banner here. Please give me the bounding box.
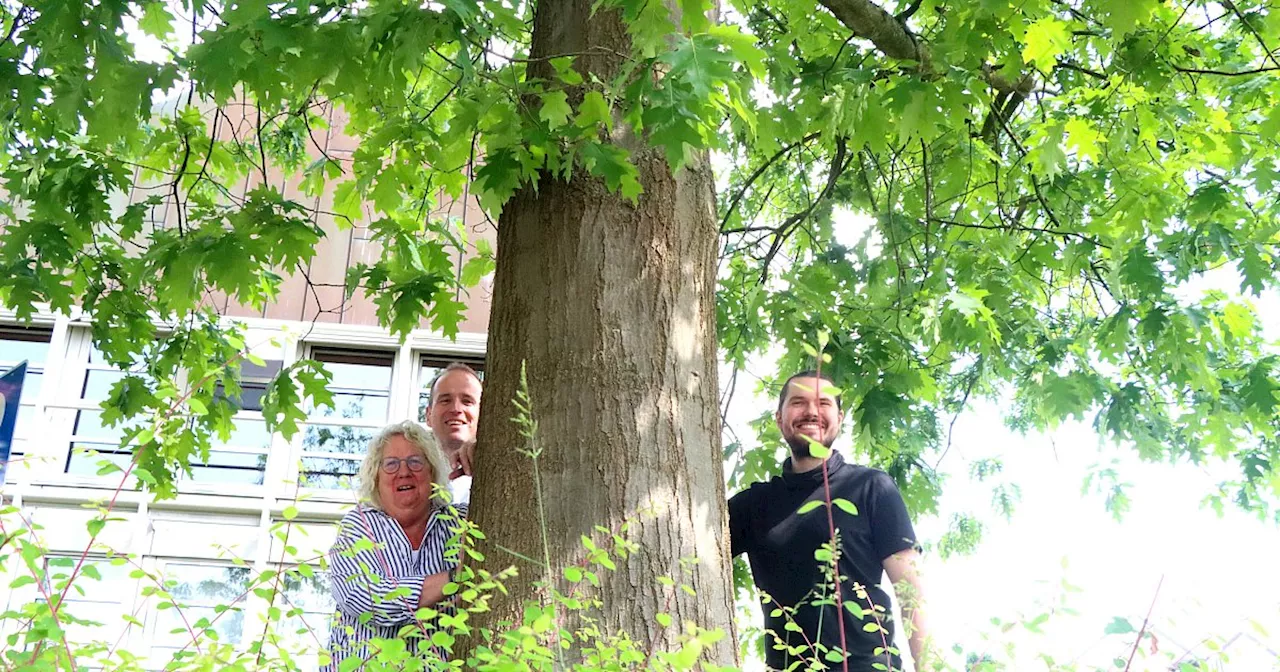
[0,361,27,487]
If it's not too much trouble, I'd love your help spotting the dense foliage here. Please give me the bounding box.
[2,0,1279,524]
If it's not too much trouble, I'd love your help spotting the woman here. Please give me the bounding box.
[324,420,465,670]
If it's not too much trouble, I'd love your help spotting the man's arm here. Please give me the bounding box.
[727,487,754,557]
[883,548,932,670]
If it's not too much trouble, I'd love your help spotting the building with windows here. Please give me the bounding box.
[0,104,491,667]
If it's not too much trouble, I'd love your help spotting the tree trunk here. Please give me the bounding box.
[469,1,737,664]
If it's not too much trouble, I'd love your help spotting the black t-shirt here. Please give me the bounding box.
[729,451,918,671]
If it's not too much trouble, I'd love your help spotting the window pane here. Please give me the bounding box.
[314,359,392,391]
[302,425,373,455]
[66,414,141,477]
[213,419,271,451]
[13,370,42,399]
[299,456,359,489]
[302,349,392,489]
[189,452,268,485]
[308,392,388,423]
[43,559,134,645]
[275,571,335,665]
[73,410,135,441]
[214,382,268,413]
[79,370,128,403]
[87,344,147,367]
[153,565,251,648]
[0,334,50,364]
[65,445,133,475]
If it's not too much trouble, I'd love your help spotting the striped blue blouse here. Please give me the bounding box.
[323,503,466,671]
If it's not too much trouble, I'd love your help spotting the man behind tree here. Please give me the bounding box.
[422,362,482,506]
[729,370,930,671]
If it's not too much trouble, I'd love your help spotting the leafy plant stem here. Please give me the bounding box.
[1122,575,1164,671]
[814,347,850,672]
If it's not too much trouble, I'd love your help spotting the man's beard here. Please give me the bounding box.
[785,431,834,458]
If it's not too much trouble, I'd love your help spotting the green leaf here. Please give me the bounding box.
[539,91,572,129]
[796,500,824,514]
[1030,124,1068,180]
[805,436,831,459]
[460,254,494,287]
[832,498,858,516]
[679,0,709,33]
[1104,617,1136,635]
[576,91,613,132]
[708,24,766,79]
[1239,244,1268,296]
[1023,18,1072,68]
[138,2,175,40]
[1096,0,1158,37]
[1241,361,1278,415]
[580,142,643,202]
[549,57,583,86]
[1064,118,1103,162]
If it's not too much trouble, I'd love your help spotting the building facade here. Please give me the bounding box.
[0,103,492,668]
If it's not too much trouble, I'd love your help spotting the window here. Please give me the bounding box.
[416,355,485,424]
[273,570,335,666]
[2,556,140,651]
[63,343,147,476]
[187,360,282,486]
[0,326,51,476]
[148,563,251,660]
[299,348,394,490]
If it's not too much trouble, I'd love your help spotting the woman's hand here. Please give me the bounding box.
[418,570,454,607]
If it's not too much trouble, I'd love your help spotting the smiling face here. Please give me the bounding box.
[425,369,482,454]
[376,434,434,528]
[776,376,844,457]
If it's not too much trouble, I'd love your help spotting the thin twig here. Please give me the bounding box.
[720,132,822,232]
[1123,576,1165,671]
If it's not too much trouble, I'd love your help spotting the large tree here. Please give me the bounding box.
[2,0,1279,665]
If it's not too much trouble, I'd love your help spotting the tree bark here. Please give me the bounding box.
[469,0,737,664]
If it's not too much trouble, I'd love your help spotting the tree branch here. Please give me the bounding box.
[817,0,926,65]
[3,6,29,45]
[1173,64,1280,76]
[1221,0,1280,70]
[720,132,822,233]
[757,137,851,283]
[894,0,922,22]
[927,217,1108,248]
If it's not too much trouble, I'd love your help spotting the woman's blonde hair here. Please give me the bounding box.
[357,420,451,510]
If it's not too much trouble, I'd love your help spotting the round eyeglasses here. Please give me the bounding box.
[380,456,427,474]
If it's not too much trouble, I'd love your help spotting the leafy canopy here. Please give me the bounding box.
[1,0,1279,520]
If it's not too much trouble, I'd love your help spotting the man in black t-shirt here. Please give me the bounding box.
[729,370,931,671]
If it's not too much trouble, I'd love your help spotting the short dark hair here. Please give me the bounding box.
[776,370,842,413]
[428,362,483,404]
